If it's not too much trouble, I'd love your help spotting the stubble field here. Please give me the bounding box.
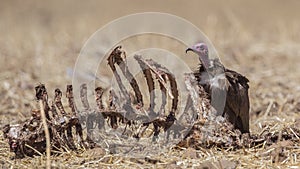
[0,0,299,168]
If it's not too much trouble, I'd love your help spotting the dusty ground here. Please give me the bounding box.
[0,0,300,168]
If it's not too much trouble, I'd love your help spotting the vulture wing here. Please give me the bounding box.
[224,68,250,133]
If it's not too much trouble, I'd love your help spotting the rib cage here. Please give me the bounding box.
[2,45,199,157]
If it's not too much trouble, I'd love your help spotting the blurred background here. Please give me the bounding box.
[0,0,300,125]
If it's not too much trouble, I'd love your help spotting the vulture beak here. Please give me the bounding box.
[185,47,195,53]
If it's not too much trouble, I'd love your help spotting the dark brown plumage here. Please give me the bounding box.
[186,43,250,133]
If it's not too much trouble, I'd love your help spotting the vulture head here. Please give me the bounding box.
[186,43,211,70]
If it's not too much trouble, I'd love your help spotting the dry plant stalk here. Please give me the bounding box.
[39,100,51,169]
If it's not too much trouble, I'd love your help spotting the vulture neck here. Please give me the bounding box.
[199,54,211,70]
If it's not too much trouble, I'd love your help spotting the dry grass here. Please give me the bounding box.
[1,0,300,168]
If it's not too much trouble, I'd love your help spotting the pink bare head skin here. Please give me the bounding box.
[186,43,210,69]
